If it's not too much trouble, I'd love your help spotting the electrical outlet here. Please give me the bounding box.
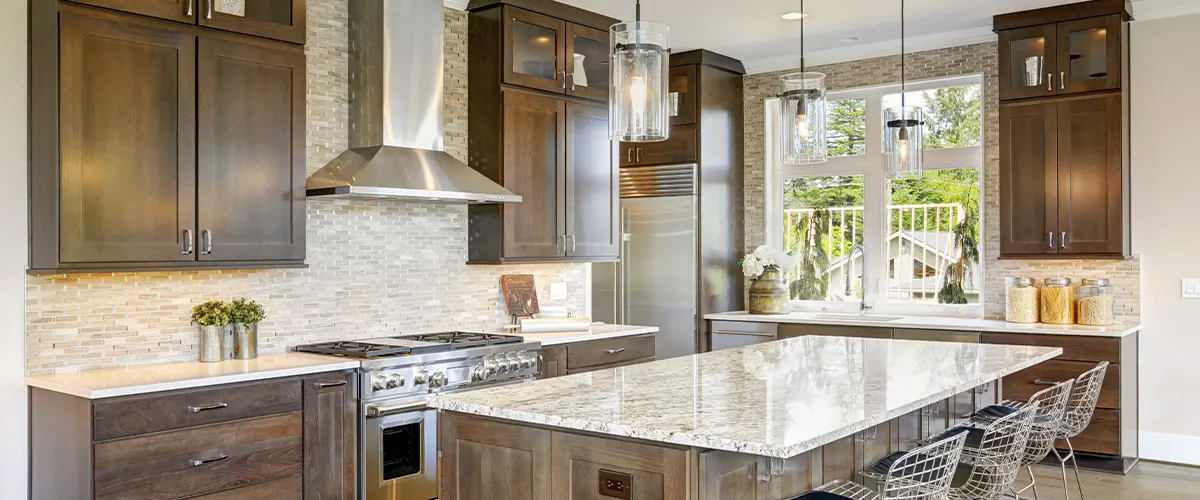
[1184,279,1200,299]
[549,281,568,301]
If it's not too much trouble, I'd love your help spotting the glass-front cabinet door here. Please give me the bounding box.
[999,24,1058,100]
[199,0,306,44]
[565,24,609,101]
[504,7,567,94]
[1058,15,1121,95]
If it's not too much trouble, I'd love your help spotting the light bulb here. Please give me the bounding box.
[629,75,647,129]
[796,112,809,141]
[897,125,910,164]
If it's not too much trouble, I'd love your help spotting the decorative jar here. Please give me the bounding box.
[1005,277,1039,323]
[748,269,789,315]
[1076,278,1115,326]
[1041,278,1075,324]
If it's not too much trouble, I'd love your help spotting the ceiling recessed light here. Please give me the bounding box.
[838,36,862,43]
[781,12,808,20]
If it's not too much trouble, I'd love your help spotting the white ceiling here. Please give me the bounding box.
[552,0,1187,73]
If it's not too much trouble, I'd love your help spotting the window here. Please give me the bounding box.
[765,75,984,315]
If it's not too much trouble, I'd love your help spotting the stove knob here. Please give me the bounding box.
[372,375,389,390]
[412,370,429,385]
[430,371,447,389]
[471,365,487,382]
[386,374,405,389]
[519,354,533,369]
[485,360,498,376]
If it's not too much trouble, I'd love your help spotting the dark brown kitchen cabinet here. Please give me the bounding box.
[999,94,1126,257]
[303,372,358,500]
[30,3,307,272]
[198,37,306,262]
[669,64,698,126]
[998,24,1058,101]
[995,2,1127,101]
[536,334,656,379]
[467,0,620,264]
[619,126,700,167]
[67,0,306,43]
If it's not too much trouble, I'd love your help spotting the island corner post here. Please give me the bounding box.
[432,337,1062,500]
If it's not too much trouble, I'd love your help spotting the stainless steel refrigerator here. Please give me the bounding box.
[593,164,699,360]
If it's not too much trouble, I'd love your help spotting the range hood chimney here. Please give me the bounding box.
[305,0,521,204]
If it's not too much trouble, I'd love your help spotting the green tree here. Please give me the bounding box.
[923,86,981,148]
[827,99,866,157]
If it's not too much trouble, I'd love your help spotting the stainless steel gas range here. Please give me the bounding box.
[295,332,541,500]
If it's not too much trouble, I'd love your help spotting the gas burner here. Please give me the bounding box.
[394,331,523,349]
[294,341,411,359]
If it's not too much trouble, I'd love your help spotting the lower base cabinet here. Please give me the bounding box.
[30,371,358,500]
[538,334,656,379]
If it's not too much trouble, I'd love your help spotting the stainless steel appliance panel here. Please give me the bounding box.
[710,320,778,351]
[623,195,698,359]
[363,399,438,500]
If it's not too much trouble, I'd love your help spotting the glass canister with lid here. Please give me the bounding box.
[1076,278,1115,326]
[1005,277,1039,323]
[1041,278,1075,324]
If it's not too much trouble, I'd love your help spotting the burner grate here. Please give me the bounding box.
[396,332,523,349]
[294,341,411,359]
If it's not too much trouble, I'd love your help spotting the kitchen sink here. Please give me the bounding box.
[815,313,904,323]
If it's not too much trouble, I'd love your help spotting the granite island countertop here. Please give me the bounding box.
[705,311,1140,338]
[431,336,1061,459]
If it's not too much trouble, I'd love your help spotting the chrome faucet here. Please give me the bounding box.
[843,243,871,315]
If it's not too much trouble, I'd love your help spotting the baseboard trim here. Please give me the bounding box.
[1140,431,1200,466]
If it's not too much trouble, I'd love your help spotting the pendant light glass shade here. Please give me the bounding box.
[884,106,924,179]
[610,22,671,142]
[779,72,828,164]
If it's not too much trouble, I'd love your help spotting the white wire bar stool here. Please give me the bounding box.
[970,378,1075,500]
[791,432,968,500]
[1050,361,1110,500]
[945,403,1039,500]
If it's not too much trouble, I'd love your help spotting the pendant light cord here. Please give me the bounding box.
[636,0,641,22]
[800,0,806,73]
[900,0,906,108]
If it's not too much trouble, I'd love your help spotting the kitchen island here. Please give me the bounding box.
[431,336,1061,500]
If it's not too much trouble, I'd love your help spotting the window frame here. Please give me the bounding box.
[764,74,985,317]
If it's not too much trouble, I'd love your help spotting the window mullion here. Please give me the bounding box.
[862,92,887,309]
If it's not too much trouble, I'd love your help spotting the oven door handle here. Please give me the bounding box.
[366,400,429,418]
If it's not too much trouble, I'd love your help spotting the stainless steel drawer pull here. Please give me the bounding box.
[205,0,214,19]
[605,348,626,355]
[189,454,228,467]
[182,229,194,255]
[1060,71,1066,90]
[1048,73,1053,92]
[188,402,228,413]
[711,330,775,337]
[314,380,347,389]
[185,0,194,16]
[1033,379,1059,386]
[201,229,213,255]
[1048,232,1055,250]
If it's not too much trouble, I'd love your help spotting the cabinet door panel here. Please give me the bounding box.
[503,90,567,259]
[999,24,1058,101]
[439,413,553,500]
[621,126,699,167]
[199,0,306,44]
[504,7,566,94]
[1057,94,1123,255]
[565,101,618,259]
[197,37,306,262]
[669,65,698,126]
[303,373,357,500]
[565,23,609,102]
[59,12,197,264]
[1057,15,1121,95]
[70,0,196,23]
[999,101,1058,256]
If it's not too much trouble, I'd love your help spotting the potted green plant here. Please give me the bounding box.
[191,300,231,362]
[229,298,266,360]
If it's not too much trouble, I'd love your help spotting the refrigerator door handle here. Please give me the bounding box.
[619,207,630,325]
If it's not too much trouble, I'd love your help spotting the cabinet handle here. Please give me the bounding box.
[182,229,194,255]
[189,454,228,467]
[636,148,642,162]
[626,148,634,163]
[567,72,575,91]
[568,234,576,253]
[557,235,565,253]
[185,0,194,16]
[1048,73,1053,92]
[314,380,348,389]
[1033,379,1058,386]
[204,0,213,19]
[201,229,213,255]
[1060,71,1066,90]
[188,402,228,413]
[556,70,567,90]
[1048,232,1055,250]
[1061,232,1067,249]
[605,348,626,355]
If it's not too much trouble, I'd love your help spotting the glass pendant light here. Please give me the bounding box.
[610,0,671,142]
[779,0,827,164]
[885,0,924,179]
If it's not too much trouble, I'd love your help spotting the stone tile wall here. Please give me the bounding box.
[743,43,1140,322]
[24,5,588,376]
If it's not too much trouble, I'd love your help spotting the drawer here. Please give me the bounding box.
[620,126,698,167]
[190,475,302,499]
[1000,360,1119,409]
[566,334,655,369]
[566,356,655,376]
[1061,408,1120,456]
[778,323,892,339]
[94,412,304,500]
[711,321,779,336]
[981,332,1120,363]
[894,329,980,343]
[93,377,302,441]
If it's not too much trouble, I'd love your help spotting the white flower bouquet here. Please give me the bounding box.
[739,245,798,279]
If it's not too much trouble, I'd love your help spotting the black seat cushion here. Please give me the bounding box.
[868,449,952,477]
[975,405,1018,419]
[791,492,853,500]
[931,425,985,449]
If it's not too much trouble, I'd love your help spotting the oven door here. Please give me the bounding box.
[363,398,438,500]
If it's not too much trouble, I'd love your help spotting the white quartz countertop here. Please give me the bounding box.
[515,324,658,346]
[26,353,361,399]
[705,311,1140,338]
[432,336,1061,459]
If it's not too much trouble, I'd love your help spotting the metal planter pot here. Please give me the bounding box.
[199,325,227,362]
[748,269,789,315]
[233,322,259,360]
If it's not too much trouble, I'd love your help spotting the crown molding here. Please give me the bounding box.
[743,26,996,75]
[444,0,469,11]
[1132,0,1200,20]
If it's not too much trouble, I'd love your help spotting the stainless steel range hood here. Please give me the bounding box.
[305,0,521,204]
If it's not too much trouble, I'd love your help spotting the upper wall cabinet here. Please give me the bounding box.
[30,3,306,273]
[996,1,1125,101]
[68,0,306,43]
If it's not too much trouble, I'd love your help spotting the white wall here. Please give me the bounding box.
[0,0,28,495]
[1131,12,1200,466]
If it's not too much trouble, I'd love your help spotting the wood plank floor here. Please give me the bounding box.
[1019,461,1200,499]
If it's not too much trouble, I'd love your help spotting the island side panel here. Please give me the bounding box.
[438,411,554,500]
